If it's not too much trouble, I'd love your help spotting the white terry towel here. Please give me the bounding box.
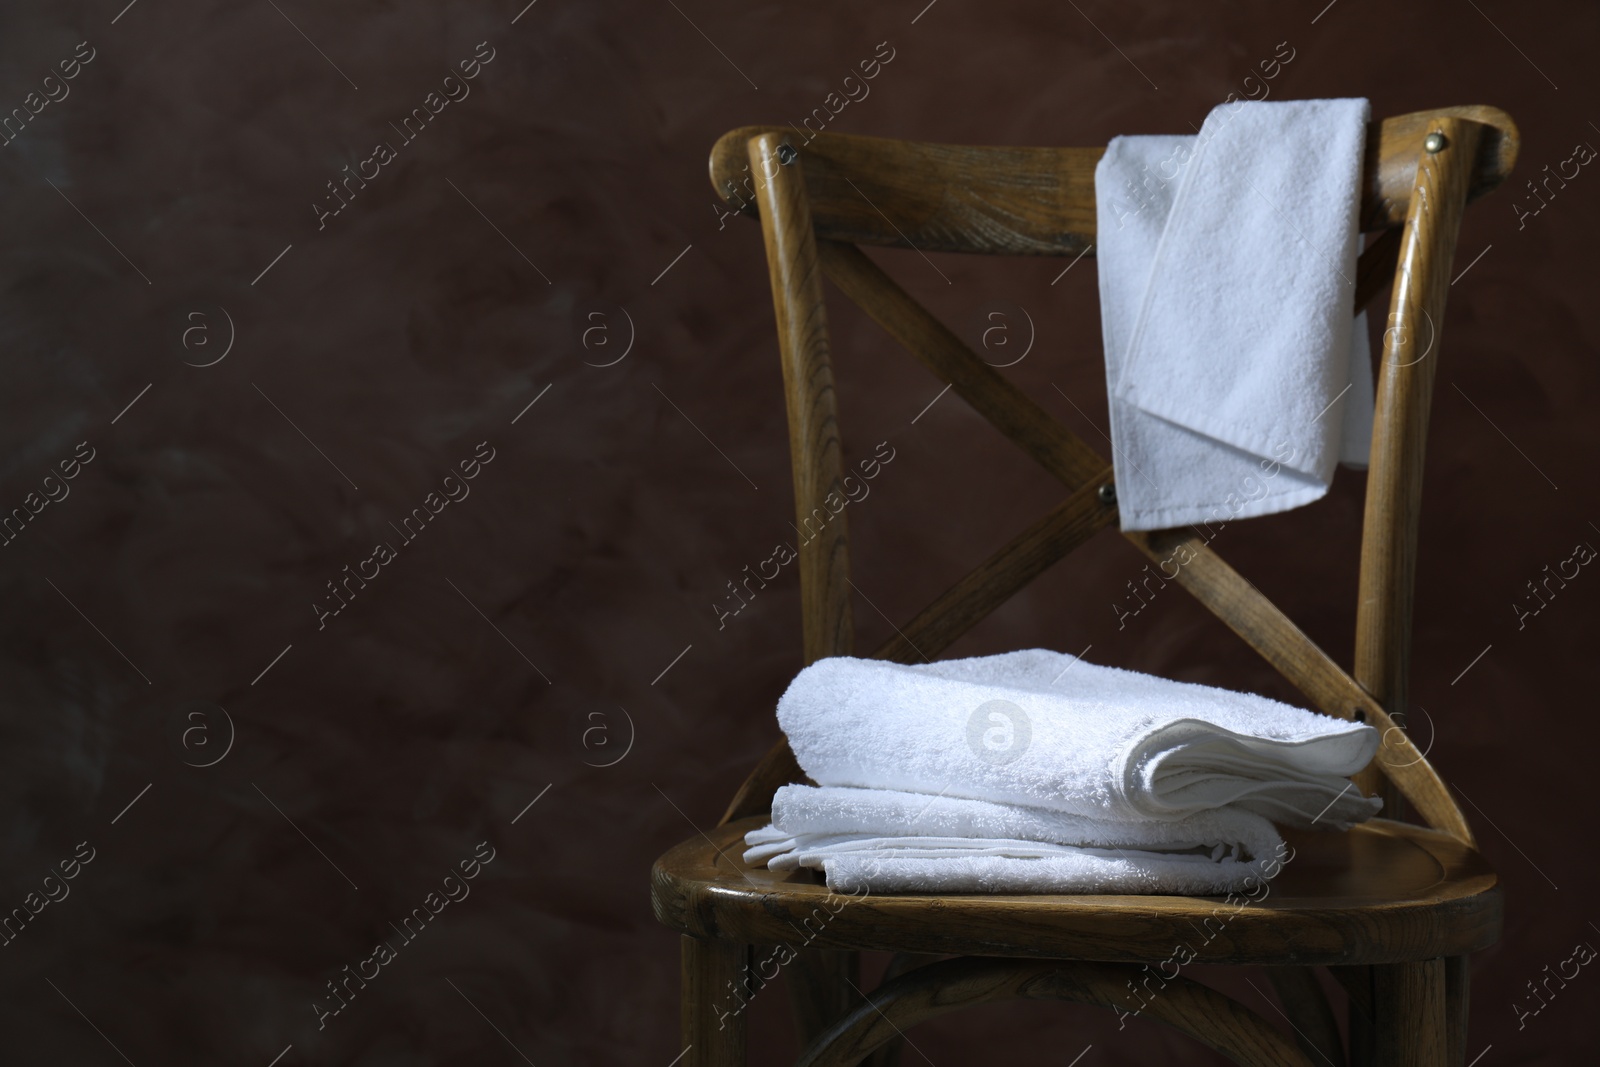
[778,649,1382,830]
[745,784,1290,895]
[1095,98,1375,532]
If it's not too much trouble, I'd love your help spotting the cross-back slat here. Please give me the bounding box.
[818,242,1106,488]
[873,468,1116,665]
[1128,528,1473,842]
[723,110,1518,846]
[840,232,1406,676]
[823,238,1471,837]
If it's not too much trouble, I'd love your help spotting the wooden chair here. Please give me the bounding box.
[652,105,1519,1067]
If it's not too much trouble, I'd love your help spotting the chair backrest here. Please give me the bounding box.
[714,106,1519,843]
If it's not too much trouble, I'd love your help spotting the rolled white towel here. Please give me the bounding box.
[745,785,1292,895]
[778,649,1381,830]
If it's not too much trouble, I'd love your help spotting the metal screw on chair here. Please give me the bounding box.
[776,142,798,166]
[1096,482,1117,505]
[1423,131,1447,153]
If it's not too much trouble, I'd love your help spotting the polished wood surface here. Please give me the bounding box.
[1128,526,1474,844]
[655,816,1502,967]
[1372,959,1448,1066]
[871,467,1117,665]
[710,106,1517,254]
[818,240,1106,487]
[665,106,1518,1065]
[721,110,1502,844]
[681,935,749,1067]
[745,134,866,1054]
[1352,116,1483,816]
[716,184,1420,832]
[748,134,855,667]
[1267,964,1348,1066]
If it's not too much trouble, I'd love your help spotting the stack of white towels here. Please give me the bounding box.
[745,649,1381,895]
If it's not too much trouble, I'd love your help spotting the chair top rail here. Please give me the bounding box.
[709,106,1518,255]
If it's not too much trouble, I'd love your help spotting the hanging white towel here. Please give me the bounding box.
[1095,98,1375,532]
[777,649,1382,831]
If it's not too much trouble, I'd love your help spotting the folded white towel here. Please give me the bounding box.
[745,784,1288,895]
[1095,98,1375,532]
[816,849,1292,896]
[778,649,1381,830]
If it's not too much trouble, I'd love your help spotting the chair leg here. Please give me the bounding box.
[1349,1006,1374,1067]
[789,948,917,1067]
[859,952,944,1067]
[1330,965,1374,1067]
[1371,960,1448,1067]
[787,949,860,1046]
[1445,956,1470,1067]
[682,935,750,1067]
[1266,966,1346,1066]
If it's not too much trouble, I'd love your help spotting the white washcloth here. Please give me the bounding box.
[745,784,1288,895]
[1095,98,1375,532]
[778,650,1382,830]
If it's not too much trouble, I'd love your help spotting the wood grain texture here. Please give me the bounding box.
[1372,959,1448,1066]
[748,134,854,665]
[1358,110,1515,231]
[818,240,1106,488]
[675,107,1519,1065]
[1353,118,1484,817]
[720,469,1117,823]
[719,200,1405,831]
[1330,964,1375,1021]
[1446,955,1471,1067]
[819,187,1472,839]
[1334,965,1377,1066]
[796,956,1315,1067]
[710,108,1517,255]
[654,816,1502,968]
[1126,528,1475,843]
[681,936,750,1067]
[1267,966,1348,1067]
[715,133,1101,255]
[872,466,1118,664]
[744,136,869,1046]
[786,949,861,1056]
[1349,227,1402,815]
[1355,226,1405,312]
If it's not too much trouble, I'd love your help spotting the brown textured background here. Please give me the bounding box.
[0,0,1595,1063]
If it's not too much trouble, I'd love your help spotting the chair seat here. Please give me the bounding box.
[652,816,1501,967]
